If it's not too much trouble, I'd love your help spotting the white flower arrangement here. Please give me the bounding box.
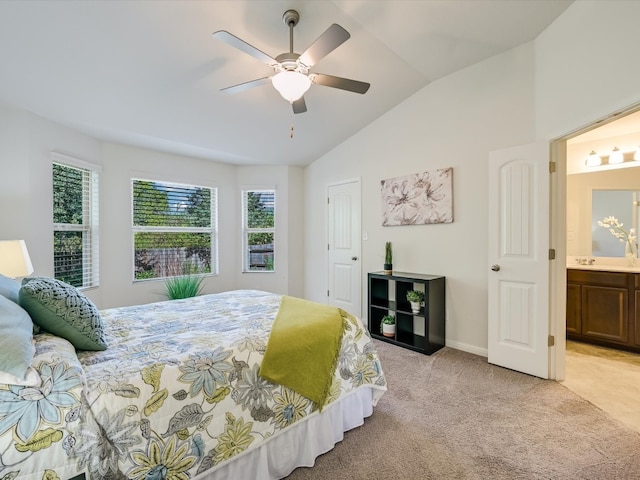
[597,216,637,252]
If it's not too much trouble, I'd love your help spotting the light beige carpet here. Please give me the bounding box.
[286,341,640,479]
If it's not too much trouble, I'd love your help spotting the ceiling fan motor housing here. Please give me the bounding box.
[282,9,300,28]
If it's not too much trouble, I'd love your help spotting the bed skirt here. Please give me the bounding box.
[198,386,377,480]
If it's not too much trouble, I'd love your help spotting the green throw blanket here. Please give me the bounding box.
[259,295,345,408]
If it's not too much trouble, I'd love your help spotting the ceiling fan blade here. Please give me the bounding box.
[299,24,350,67]
[311,73,370,94]
[292,96,307,114]
[212,30,277,66]
[220,77,272,95]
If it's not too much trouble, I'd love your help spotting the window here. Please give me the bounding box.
[132,178,216,280]
[242,189,275,272]
[52,153,100,288]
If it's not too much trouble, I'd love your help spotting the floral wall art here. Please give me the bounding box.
[380,168,453,226]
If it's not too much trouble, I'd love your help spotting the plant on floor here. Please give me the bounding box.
[164,274,204,300]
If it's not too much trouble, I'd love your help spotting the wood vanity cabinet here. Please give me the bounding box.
[566,268,640,352]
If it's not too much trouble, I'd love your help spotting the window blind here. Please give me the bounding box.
[132,179,216,280]
[53,161,99,288]
[242,189,275,272]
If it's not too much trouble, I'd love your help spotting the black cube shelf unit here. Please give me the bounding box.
[368,271,445,355]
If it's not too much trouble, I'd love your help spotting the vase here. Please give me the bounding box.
[625,240,638,267]
[383,263,392,275]
[410,301,421,314]
[382,323,395,337]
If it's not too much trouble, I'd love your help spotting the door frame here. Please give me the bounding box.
[549,102,640,380]
[326,177,362,316]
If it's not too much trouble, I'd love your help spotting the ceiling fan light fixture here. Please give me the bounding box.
[271,70,311,103]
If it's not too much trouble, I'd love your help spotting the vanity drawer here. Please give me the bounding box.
[567,269,628,288]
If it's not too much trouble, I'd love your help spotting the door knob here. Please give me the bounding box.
[491,264,500,272]
[351,256,358,261]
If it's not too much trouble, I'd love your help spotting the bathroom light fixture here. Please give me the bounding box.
[609,146,624,164]
[0,240,34,278]
[585,150,601,167]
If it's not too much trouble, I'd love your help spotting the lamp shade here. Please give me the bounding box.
[609,147,624,164]
[0,240,34,278]
[585,150,601,167]
[271,70,311,102]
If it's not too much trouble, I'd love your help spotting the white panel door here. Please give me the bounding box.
[488,142,549,378]
[327,180,361,317]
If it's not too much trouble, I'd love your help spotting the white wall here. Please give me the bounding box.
[304,0,640,356]
[0,106,304,309]
[535,1,640,141]
[0,104,104,305]
[235,165,304,297]
[99,143,238,307]
[304,43,536,354]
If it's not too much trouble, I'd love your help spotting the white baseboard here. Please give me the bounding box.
[445,340,488,358]
[362,316,488,358]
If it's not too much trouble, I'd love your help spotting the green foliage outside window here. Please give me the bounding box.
[245,191,275,271]
[53,163,91,287]
[132,179,214,280]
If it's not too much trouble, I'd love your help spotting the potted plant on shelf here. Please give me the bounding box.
[384,242,393,274]
[381,314,396,337]
[406,290,425,314]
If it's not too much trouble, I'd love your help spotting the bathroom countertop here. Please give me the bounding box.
[567,263,640,273]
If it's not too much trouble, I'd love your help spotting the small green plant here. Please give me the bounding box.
[407,290,425,303]
[164,274,204,300]
[381,314,395,326]
[385,242,392,265]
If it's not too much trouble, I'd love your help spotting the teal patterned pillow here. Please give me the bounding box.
[19,277,107,351]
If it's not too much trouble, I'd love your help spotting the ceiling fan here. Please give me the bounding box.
[212,9,370,114]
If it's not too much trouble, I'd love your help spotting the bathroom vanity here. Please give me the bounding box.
[567,264,640,353]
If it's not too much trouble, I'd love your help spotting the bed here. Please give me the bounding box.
[0,284,387,480]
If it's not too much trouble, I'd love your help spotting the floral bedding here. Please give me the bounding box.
[0,290,387,480]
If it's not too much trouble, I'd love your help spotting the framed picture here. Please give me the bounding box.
[381,167,453,226]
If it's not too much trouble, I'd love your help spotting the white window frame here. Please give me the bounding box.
[52,152,101,289]
[131,177,218,281]
[242,188,276,273]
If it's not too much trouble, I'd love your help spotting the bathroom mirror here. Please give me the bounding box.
[591,189,640,257]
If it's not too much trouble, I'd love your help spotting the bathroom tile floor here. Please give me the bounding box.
[563,340,640,433]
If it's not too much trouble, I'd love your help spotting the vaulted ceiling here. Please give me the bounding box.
[0,1,572,166]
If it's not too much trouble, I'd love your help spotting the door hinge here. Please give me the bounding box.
[327,197,330,204]
[549,161,556,173]
[327,290,330,297]
[327,243,330,250]
[548,335,555,347]
[548,248,556,260]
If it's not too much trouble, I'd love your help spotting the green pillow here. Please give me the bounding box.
[0,294,37,384]
[19,277,107,351]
